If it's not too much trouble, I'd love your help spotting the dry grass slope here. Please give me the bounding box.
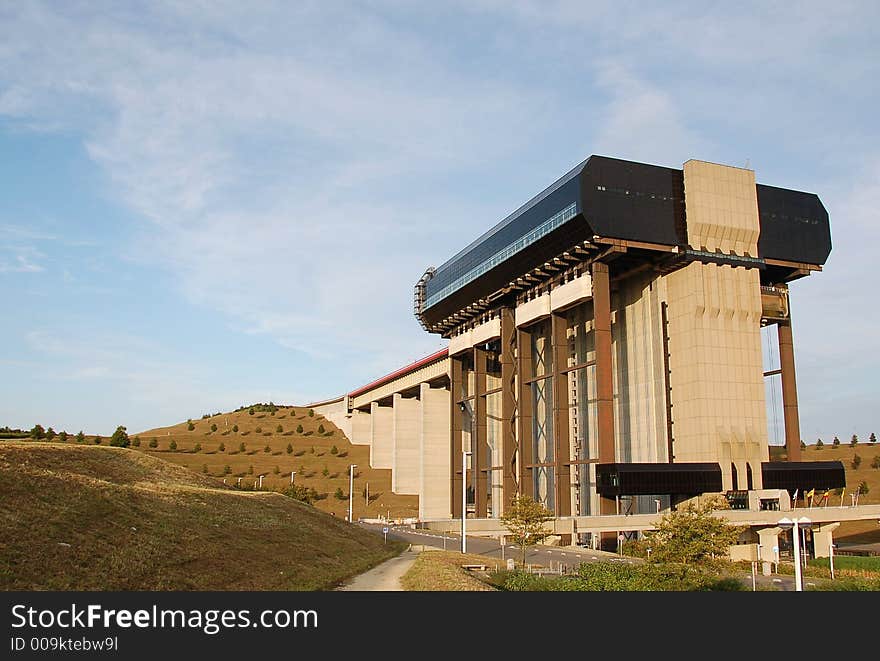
[135,406,418,520]
[0,442,404,590]
[401,551,497,591]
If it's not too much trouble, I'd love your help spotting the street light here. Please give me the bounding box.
[778,516,811,591]
[462,449,472,553]
[348,464,357,523]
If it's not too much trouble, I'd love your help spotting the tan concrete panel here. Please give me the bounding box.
[349,409,371,446]
[550,272,592,312]
[392,393,421,495]
[420,383,451,519]
[369,401,394,470]
[515,292,551,327]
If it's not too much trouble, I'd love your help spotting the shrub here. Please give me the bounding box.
[169,440,177,451]
[832,436,840,448]
[46,427,56,441]
[318,424,325,434]
[870,432,877,444]
[211,423,217,432]
[816,438,824,449]
[286,443,294,454]
[194,442,202,453]
[852,454,862,470]
[851,434,859,447]
[148,437,158,448]
[58,431,69,443]
[219,442,226,452]
[249,408,255,415]
[109,425,131,448]
[248,465,254,475]
[187,421,195,431]
[296,424,303,433]
[276,424,283,433]
[264,444,271,453]
[282,484,319,505]
[858,481,869,495]
[232,424,239,433]
[308,409,314,417]
[310,446,315,454]
[322,466,330,478]
[30,425,45,440]
[75,431,85,444]
[94,436,102,445]
[289,408,296,416]
[255,427,262,434]
[871,456,880,469]
[334,487,345,500]
[239,442,246,453]
[131,436,140,447]
[330,445,338,455]
[202,414,210,420]
[644,500,743,565]
[224,465,232,474]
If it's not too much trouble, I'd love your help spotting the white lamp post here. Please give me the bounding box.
[349,464,357,523]
[290,471,296,485]
[778,516,811,591]
[462,449,472,553]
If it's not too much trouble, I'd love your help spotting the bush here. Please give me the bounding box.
[210,423,217,432]
[223,465,232,474]
[93,436,102,444]
[148,437,158,448]
[131,436,140,447]
[232,424,239,433]
[109,425,130,448]
[330,445,338,455]
[308,409,314,417]
[852,454,862,470]
[249,408,255,415]
[239,442,246,453]
[58,431,69,443]
[75,431,86,444]
[169,440,177,451]
[46,427,56,441]
[264,445,271,453]
[30,425,45,440]
[858,480,869,495]
[871,456,880,469]
[248,465,254,475]
[816,438,824,449]
[187,421,195,431]
[281,484,319,505]
[334,487,346,500]
[255,427,262,434]
[276,424,283,433]
[219,442,225,452]
[296,424,303,433]
[832,437,840,448]
[318,424,325,434]
[284,443,293,455]
[194,442,202,453]
[644,500,743,565]
[274,465,280,474]
[322,466,330,478]
[310,446,315,454]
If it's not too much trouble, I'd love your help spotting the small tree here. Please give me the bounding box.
[276,424,282,433]
[93,436,102,445]
[286,443,293,454]
[870,432,877,444]
[318,424,325,434]
[109,425,130,448]
[322,466,330,478]
[194,442,202,453]
[800,439,806,451]
[232,424,239,433]
[247,465,253,475]
[852,454,862,470]
[816,438,824,449]
[296,424,304,434]
[870,456,880,469]
[169,439,177,451]
[255,427,262,434]
[148,437,158,448]
[58,431,69,443]
[832,436,840,449]
[211,423,217,432]
[224,465,232,474]
[858,480,869,495]
[46,427,56,441]
[187,421,195,431]
[334,487,345,500]
[644,500,743,565]
[308,409,314,417]
[282,484,319,505]
[851,434,859,447]
[30,424,45,440]
[219,442,226,452]
[330,445,338,455]
[273,465,280,474]
[132,436,140,447]
[249,408,255,415]
[501,494,555,565]
[264,444,271,453]
[239,442,246,453]
[75,430,85,444]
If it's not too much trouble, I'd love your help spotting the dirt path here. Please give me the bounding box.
[336,550,419,591]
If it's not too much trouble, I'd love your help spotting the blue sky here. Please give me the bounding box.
[1,1,878,441]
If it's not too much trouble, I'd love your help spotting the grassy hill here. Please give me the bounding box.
[134,405,419,520]
[0,442,404,590]
[770,442,880,544]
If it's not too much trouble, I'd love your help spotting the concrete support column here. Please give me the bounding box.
[551,311,571,519]
[419,383,451,520]
[391,393,420,495]
[349,409,372,446]
[813,522,840,559]
[778,320,802,462]
[500,307,517,512]
[757,527,781,576]
[369,401,394,470]
[592,261,616,518]
[474,345,488,518]
[450,355,464,518]
[516,326,534,498]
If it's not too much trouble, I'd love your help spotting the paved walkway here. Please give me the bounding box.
[336,550,420,591]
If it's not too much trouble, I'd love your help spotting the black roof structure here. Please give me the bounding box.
[417,155,831,329]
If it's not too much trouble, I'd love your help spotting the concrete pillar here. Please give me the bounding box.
[778,320,802,462]
[419,383,451,519]
[813,522,839,559]
[450,355,464,517]
[392,393,420,495]
[592,261,616,518]
[369,401,393,470]
[500,307,517,512]
[516,326,534,499]
[349,409,371,446]
[474,346,488,517]
[552,311,571,519]
[757,526,781,576]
